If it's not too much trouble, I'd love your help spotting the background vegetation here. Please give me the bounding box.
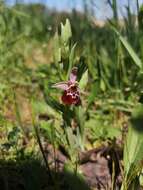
[1,0,143,189]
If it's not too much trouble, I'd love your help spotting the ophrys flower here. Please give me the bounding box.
[52,67,81,106]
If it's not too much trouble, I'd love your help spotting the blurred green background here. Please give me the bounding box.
[1,0,143,189]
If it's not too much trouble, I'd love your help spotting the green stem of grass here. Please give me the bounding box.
[31,99,53,182]
[33,124,52,177]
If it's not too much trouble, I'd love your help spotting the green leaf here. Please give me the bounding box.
[79,70,88,90]
[53,32,61,64]
[44,95,64,113]
[77,57,88,81]
[112,27,142,69]
[67,43,77,80]
[122,105,143,189]
[66,127,76,148]
[74,106,86,150]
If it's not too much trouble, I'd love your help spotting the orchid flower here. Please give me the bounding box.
[52,67,81,106]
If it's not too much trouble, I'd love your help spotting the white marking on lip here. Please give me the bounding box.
[67,92,72,96]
